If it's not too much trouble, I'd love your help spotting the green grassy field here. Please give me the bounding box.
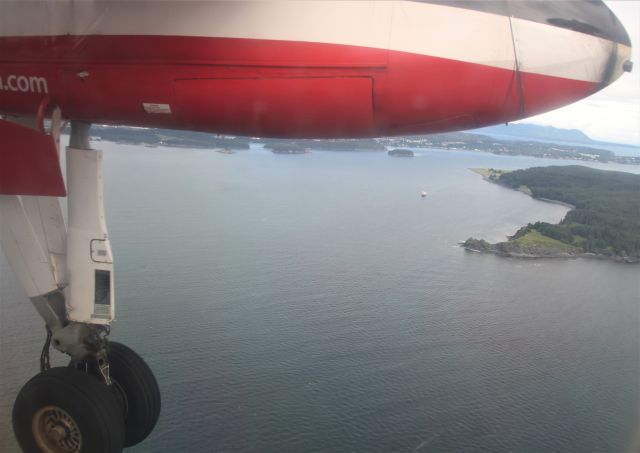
[512,229,578,252]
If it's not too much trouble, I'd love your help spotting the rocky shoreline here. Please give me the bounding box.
[462,238,639,263]
[464,167,640,264]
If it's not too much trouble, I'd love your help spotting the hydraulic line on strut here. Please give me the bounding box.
[40,325,52,372]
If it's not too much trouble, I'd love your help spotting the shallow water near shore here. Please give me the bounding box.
[1,144,638,452]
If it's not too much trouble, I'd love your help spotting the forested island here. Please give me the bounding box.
[87,125,386,152]
[379,133,640,165]
[464,166,640,263]
[83,125,639,165]
[388,148,415,157]
[264,138,385,152]
[268,143,310,154]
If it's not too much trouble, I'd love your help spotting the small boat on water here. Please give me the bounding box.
[421,191,428,198]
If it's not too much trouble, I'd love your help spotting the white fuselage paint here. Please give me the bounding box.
[0,1,631,84]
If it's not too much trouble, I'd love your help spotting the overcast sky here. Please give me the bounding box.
[516,1,640,145]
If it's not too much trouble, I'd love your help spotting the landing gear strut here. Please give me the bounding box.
[0,115,160,452]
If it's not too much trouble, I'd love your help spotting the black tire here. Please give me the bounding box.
[12,367,125,453]
[108,342,161,447]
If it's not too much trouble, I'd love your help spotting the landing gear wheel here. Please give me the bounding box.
[12,367,125,453]
[107,342,161,447]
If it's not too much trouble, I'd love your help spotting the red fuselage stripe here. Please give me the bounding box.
[0,36,597,138]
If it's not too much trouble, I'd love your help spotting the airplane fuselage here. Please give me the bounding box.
[0,1,632,138]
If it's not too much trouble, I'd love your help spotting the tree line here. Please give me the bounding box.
[499,166,640,258]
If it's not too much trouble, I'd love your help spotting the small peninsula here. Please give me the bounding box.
[464,166,640,263]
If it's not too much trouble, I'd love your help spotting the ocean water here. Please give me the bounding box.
[1,144,639,453]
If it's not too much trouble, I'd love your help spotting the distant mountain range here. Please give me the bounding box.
[471,124,595,144]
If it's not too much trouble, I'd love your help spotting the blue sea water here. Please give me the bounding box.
[1,144,639,452]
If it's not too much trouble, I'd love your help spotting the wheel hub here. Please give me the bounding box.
[49,425,67,441]
[32,406,82,453]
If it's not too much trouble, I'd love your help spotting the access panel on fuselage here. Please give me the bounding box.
[174,77,375,139]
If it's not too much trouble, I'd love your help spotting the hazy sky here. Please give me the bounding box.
[516,1,640,145]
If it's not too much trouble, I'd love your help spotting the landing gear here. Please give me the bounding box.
[12,367,125,453]
[107,343,161,447]
[71,342,161,447]
[0,115,160,451]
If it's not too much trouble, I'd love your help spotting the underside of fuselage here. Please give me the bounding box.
[0,1,632,138]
